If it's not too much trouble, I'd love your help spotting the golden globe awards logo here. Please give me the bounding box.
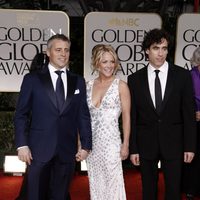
[84,12,161,81]
[0,27,61,75]
[175,14,200,69]
[181,29,200,69]
[0,9,69,91]
[91,29,148,74]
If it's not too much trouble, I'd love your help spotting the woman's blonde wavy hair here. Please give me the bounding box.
[91,44,120,73]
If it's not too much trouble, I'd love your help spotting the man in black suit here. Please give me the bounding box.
[14,34,92,200]
[128,28,196,200]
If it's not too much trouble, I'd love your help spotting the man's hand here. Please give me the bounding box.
[184,152,195,163]
[17,146,33,165]
[130,154,140,166]
[75,149,90,162]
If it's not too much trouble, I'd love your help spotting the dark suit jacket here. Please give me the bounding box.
[14,66,92,163]
[128,63,196,160]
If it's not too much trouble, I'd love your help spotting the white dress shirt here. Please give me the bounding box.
[147,61,168,107]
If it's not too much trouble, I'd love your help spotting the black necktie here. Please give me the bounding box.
[55,70,65,112]
[154,70,162,113]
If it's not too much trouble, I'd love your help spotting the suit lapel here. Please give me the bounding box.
[60,71,77,113]
[38,67,57,109]
[160,64,173,113]
[39,68,78,114]
[141,67,155,110]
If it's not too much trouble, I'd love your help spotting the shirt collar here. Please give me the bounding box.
[148,61,168,74]
[48,63,66,74]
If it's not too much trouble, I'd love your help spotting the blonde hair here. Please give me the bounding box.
[190,47,200,67]
[91,44,120,72]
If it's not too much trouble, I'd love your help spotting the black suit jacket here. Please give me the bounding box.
[128,63,196,160]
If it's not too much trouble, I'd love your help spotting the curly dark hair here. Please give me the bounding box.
[142,28,170,53]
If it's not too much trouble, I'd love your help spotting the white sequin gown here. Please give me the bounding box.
[86,78,126,200]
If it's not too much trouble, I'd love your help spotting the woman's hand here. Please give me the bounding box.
[120,143,129,160]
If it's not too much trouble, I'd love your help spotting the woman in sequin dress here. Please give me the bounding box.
[86,44,131,200]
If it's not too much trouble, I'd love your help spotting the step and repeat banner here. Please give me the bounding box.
[84,12,162,82]
[0,9,69,92]
[175,13,200,69]
[1,10,200,92]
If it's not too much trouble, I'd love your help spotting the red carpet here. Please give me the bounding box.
[0,168,199,200]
